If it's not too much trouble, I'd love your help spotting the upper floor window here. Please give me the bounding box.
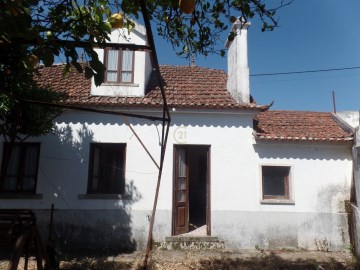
[0,143,40,194]
[262,165,291,201]
[88,143,126,194]
[104,48,134,83]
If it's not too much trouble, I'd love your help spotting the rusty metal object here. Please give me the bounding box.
[0,209,53,270]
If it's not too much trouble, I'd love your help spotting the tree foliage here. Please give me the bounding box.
[136,0,294,57]
[0,0,293,141]
[0,35,61,143]
[1,0,293,86]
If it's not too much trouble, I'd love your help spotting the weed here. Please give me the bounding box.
[314,238,330,252]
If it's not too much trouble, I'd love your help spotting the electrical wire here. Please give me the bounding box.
[250,66,360,77]
[251,72,360,84]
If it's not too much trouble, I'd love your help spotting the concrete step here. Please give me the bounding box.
[155,236,225,250]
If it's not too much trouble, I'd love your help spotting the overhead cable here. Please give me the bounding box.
[250,66,360,77]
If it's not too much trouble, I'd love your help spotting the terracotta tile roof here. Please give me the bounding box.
[35,64,269,111]
[36,66,352,142]
[35,64,91,98]
[254,111,353,142]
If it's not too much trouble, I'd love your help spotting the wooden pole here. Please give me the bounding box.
[139,0,171,268]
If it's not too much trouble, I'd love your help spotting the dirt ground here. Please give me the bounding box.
[1,249,359,270]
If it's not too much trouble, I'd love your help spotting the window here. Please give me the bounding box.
[88,143,126,194]
[0,143,40,194]
[104,48,134,83]
[262,166,290,200]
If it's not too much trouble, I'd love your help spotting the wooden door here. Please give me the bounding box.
[173,147,188,235]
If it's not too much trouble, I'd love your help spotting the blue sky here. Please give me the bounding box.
[155,0,360,112]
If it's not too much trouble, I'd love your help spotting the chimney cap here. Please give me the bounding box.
[232,17,251,31]
[225,17,251,48]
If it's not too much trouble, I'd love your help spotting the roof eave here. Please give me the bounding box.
[61,100,270,111]
[254,135,353,143]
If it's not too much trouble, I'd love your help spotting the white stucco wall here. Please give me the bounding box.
[213,140,352,250]
[0,109,353,251]
[337,111,359,129]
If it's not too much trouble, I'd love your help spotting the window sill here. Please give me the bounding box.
[0,194,43,200]
[261,199,295,205]
[78,194,131,200]
[102,83,139,87]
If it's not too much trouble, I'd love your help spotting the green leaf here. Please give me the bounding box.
[93,72,104,86]
[42,47,54,66]
[71,61,83,73]
[242,4,251,15]
[62,64,70,77]
[101,21,112,33]
[89,58,105,73]
[84,66,94,79]
[126,20,135,34]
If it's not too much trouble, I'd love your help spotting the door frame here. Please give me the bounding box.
[172,145,211,236]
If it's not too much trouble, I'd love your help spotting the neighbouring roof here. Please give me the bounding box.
[35,64,269,111]
[254,111,353,142]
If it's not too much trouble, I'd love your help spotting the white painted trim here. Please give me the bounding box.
[260,199,295,205]
[62,106,262,117]
[100,83,140,88]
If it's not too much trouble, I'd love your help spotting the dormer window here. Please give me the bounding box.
[104,48,134,83]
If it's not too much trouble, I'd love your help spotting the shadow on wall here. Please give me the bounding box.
[53,109,253,129]
[52,180,142,254]
[39,122,94,201]
[253,142,351,161]
[38,120,143,253]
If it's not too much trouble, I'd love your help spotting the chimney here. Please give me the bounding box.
[225,18,251,103]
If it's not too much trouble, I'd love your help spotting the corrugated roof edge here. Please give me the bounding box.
[254,136,353,142]
[60,100,271,111]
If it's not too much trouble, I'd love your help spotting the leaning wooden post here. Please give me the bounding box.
[139,0,171,268]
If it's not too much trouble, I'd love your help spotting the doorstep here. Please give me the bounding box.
[155,236,225,250]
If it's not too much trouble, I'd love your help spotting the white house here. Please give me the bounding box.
[0,20,354,252]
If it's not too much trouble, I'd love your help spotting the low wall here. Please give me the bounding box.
[35,209,171,253]
[212,211,349,251]
[33,209,350,253]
